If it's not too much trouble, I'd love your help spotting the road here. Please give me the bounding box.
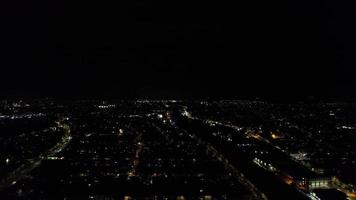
[159,113,268,200]
[0,118,72,191]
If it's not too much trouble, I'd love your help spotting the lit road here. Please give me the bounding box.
[158,113,268,200]
[180,109,354,200]
[127,131,143,178]
[0,118,72,191]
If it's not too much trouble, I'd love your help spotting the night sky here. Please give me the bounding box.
[1,1,356,100]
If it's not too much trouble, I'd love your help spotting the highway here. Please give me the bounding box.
[159,113,268,200]
[178,109,313,200]
[0,118,72,191]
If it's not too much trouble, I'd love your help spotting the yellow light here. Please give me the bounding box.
[177,196,185,200]
[271,132,281,139]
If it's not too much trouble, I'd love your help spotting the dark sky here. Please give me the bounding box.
[1,1,356,100]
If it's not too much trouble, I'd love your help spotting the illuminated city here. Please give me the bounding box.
[0,100,355,199]
[2,0,356,199]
